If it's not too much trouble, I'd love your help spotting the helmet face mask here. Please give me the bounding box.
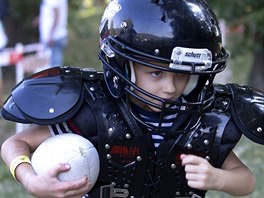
[99,0,229,130]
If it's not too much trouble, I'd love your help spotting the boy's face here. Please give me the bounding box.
[131,61,189,112]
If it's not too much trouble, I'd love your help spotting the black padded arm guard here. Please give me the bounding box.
[228,84,264,145]
[1,67,84,125]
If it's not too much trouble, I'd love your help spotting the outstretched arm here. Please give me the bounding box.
[47,7,59,46]
[181,151,256,196]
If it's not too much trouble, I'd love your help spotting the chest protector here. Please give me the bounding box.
[1,67,263,198]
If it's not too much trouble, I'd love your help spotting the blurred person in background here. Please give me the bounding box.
[0,0,8,50]
[39,0,68,67]
[0,0,9,106]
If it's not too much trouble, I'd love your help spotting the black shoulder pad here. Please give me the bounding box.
[1,67,84,125]
[228,83,264,145]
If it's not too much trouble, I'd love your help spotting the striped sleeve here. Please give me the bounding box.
[48,122,72,136]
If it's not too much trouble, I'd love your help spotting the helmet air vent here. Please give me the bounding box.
[153,0,160,4]
[160,15,167,23]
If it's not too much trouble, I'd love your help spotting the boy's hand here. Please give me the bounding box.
[25,163,90,198]
[180,154,220,191]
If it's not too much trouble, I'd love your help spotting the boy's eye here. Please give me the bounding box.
[151,71,162,77]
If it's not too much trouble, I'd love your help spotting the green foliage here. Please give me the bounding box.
[210,0,264,23]
[9,0,40,26]
[209,0,264,44]
[209,0,264,86]
[64,0,106,68]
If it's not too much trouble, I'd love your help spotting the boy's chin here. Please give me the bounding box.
[143,105,162,113]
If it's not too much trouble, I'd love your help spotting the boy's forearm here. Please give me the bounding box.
[215,166,256,196]
[1,137,30,166]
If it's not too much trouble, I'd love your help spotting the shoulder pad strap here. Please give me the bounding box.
[1,67,84,125]
[228,83,264,144]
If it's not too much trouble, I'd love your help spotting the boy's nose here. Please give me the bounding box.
[162,77,177,94]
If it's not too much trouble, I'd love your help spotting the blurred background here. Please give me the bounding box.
[0,0,263,197]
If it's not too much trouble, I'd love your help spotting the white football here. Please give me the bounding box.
[31,133,100,191]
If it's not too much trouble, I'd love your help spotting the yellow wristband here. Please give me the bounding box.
[10,155,31,180]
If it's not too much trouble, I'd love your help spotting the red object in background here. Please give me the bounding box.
[9,52,23,64]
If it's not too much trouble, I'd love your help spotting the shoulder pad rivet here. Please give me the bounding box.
[105,144,110,149]
[205,156,210,161]
[106,154,112,159]
[189,191,193,195]
[136,156,142,161]
[124,184,129,188]
[126,133,131,139]
[257,127,262,133]
[49,108,55,113]
[171,164,176,169]
[204,139,210,145]
[187,143,192,149]
[176,191,181,196]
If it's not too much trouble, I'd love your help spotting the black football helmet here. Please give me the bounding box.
[98,0,228,130]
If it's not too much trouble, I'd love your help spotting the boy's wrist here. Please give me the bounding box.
[10,155,31,181]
